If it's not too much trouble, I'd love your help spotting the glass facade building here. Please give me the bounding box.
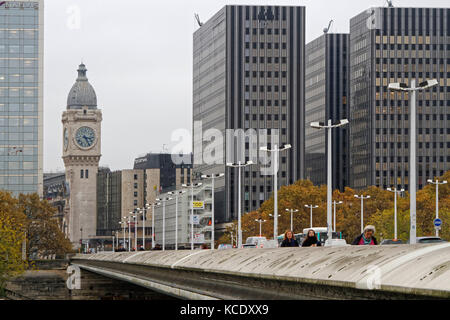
[0,1,43,196]
[350,7,450,190]
[305,33,350,191]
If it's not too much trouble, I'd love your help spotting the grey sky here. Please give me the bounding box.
[44,0,449,172]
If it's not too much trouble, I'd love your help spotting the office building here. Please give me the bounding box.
[0,0,44,196]
[305,33,350,191]
[349,7,450,190]
[193,5,306,226]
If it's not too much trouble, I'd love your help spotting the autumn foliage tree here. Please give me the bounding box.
[217,170,450,245]
[0,192,27,294]
[0,191,74,293]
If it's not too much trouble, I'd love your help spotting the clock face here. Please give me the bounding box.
[75,126,96,149]
[64,128,68,149]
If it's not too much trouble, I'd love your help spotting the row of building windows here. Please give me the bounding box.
[245,70,286,78]
[245,85,287,92]
[376,114,450,120]
[245,100,287,107]
[376,142,450,149]
[246,28,287,35]
[245,114,287,121]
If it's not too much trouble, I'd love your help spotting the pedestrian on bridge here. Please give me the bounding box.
[352,225,378,245]
[280,230,299,247]
[301,230,321,247]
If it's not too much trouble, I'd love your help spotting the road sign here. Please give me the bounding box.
[434,218,442,227]
[193,233,205,244]
[192,201,205,210]
[191,215,200,225]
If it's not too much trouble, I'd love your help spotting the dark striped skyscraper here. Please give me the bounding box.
[349,7,450,191]
[193,5,305,228]
[305,33,350,191]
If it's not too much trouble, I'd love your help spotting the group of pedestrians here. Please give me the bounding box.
[280,225,378,247]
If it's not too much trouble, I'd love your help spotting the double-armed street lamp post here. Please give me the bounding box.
[427,179,448,237]
[311,119,349,244]
[168,191,186,250]
[201,173,225,250]
[156,197,173,251]
[304,205,318,229]
[226,161,255,248]
[260,144,292,241]
[354,195,371,234]
[388,79,438,244]
[387,187,405,240]
[182,182,203,250]
[255,218,267,238]
[333,201,343,233]
[285,208,299,232]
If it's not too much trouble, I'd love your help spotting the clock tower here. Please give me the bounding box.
[62,63,102,248]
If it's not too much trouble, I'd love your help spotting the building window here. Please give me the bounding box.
[85,169,89,179]
[80,170,84,179]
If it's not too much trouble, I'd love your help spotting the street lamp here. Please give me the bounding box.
[311,119,349,243]
[201,173,225,250]
[156,197,173,251]
[260,144,292,241]
[427,179,447,237]
[333,201,343,233]
[388,79,438,244]
[285,208,299,232]
[226,161,255,248]
[131,211,137,252]
[150,202,160,249]
[125,214,132,252]
[387,187,405,240]
[304,205,319,229]
[182,182,203,250]
[255,218,267,238]
[168,191,186,250]
[354,195,370,234]
[119,219,126,250]
[141,204,150,250]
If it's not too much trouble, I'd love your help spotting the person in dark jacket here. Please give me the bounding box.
[352,225,378,245]
[280,230,299,247]
[302,229,322,247]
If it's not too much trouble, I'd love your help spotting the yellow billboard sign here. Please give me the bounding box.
[192,201,205,210]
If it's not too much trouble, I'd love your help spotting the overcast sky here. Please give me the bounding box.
[44,0,448,172]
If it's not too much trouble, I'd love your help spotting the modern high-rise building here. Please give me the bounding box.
[349,7,450,191]
[305,33,350,191]
[193,5,306,227]
[0,0,44,196]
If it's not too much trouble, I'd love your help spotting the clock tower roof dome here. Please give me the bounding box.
[67,63,98,110]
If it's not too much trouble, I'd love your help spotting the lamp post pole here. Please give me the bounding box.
[255,219,267,238]
[226,161,254,248]
[305,205,318,229]
[333,201,343,233]
[285,208,299,232]
[387,188,404,240]
[427,179,448,237]
[156,197,173,251]
[127,215,131,252]
[151,203,155,249]
[260,144,292,241]
[310,119,348,243]
[354,195,370,234]
[388,79,438,244]
[168,191,186,251]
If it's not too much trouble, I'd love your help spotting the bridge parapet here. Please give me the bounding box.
[72,244,450,299]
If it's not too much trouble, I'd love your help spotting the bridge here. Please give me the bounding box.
[70,243,450,300]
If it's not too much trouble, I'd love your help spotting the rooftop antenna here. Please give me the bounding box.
[323,20,334,34]
[386,0,394,7]
[194,13,203,27]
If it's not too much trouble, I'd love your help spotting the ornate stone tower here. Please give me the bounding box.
[62,64,102,248]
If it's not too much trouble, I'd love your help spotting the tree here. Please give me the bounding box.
[19,193,73,259]
[0,192,27,294]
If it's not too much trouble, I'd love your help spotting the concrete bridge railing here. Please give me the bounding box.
[71,243,450,300]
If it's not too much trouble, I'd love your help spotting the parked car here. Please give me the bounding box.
[218,244,233,250]
[407,237,447,244]
[380,239,404,245]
